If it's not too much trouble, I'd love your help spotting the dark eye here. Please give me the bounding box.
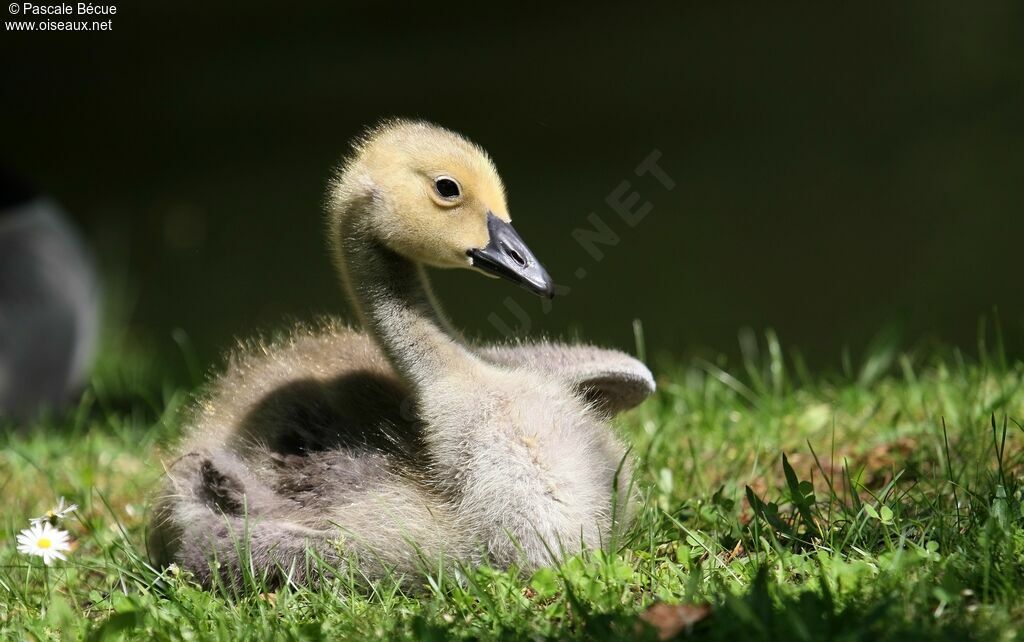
[434,176,461,199]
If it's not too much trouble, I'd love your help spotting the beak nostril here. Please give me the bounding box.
[503,244,527,268]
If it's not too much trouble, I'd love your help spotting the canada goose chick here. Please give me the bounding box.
[328,120,631,569]
[152,120,647,588]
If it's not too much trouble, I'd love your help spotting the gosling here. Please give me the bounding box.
[150,120,655,588]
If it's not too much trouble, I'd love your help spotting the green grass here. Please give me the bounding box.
[2,330,1024,641]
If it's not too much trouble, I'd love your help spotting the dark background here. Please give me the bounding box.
[4,2,1023,378]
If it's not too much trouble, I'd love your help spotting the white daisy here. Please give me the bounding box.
[16,522,72,566]
[29,497,78,526]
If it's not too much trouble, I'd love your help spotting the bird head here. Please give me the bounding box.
[328,119,554,298]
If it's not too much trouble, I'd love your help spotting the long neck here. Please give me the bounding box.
[334,210,480,389]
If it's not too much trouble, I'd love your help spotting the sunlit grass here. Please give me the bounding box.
[1,329,1022,640]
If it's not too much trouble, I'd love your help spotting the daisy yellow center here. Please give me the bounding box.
[37,538,52,549]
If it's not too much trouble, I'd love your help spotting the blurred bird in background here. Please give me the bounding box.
[0,168,100,423]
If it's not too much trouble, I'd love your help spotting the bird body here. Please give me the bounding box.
[0,171,99,422]
[151,120,654,588]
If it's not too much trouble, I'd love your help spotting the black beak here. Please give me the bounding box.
[467,212,555,298]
